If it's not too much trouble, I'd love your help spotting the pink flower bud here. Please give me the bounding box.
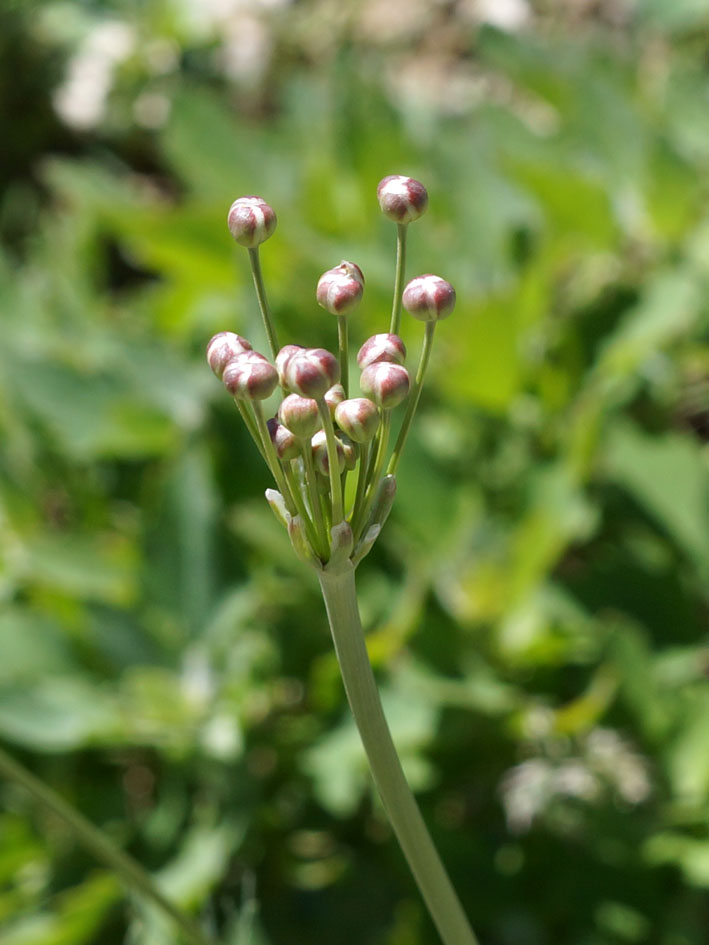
[356,333,406,370]
[284,348,340,400]
[334,398,380,444]
[402,274,456,322]
[278,393,320,439]
[275,344,304,387]
[311,430,345,476]
[324,383,346,417]
[267,418,300,461]
[206,331,253,378]
[360,362,410,409]
[377,175,428,224]
[227,196,277,248]
[316,260,365,315]
[223,352,278,400]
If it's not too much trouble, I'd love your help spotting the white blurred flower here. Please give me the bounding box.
[53,21,135,130]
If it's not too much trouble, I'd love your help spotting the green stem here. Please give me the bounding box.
[247,247,279,360]
[234,398,267,464]
[337,314,349,398]
[349,439,370,523]
[317,399,344,525]
[317,566,479,945]
[301,444,330,555]
[387,321,436,476]
[0,745,213,945]
[251,401,297,516]
[389,223,408,336]
[352,410,391,543]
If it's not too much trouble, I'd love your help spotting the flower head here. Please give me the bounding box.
[402,275,456,322]
[360,362,410,409]
[316,261,365,315]
[223,351,278,400]
[227,196,277,248]
[284,348,340,400]
[207,331,253,379]
[357,333,406,370]
[377,175,428,224]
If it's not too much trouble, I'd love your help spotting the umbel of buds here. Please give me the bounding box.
[209,175,456,569]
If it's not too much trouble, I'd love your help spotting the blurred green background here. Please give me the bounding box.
[1,1,709,943]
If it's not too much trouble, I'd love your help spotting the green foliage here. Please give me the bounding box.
[1,4,709,945]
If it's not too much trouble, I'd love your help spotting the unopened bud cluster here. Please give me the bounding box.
[211,175,456,569]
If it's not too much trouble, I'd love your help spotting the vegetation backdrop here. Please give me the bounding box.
[1,2,708,944]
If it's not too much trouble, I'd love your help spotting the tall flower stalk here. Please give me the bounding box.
[213,176,476,945]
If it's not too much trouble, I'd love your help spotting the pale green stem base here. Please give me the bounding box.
[317,565,479,945]
[0,745,213,945]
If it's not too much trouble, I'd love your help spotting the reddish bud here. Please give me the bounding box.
[335,398,380,444]
[278,393,320,439]
[402,274,456,322]
[223,352,278,400]
[377,175,428,224]
[360,362,410,409]
[267,418,300,461]
[275,344,304,387]
[356,333,406,370]
[324,383,346,417]
[227,196,277,248]
[311,430,345,476]
[207,331,253,378]
[284,348,340,400]
[316,260,365,315]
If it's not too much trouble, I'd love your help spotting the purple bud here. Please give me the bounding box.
[356,333,406,370]
[334,398,380,444]
[402,274,456,322]
[324,383,346,417]
[207,331,253,379]
[316,260,365,316]
[278,393,321,439]
[311,430,345,476]
[377,175,428,224]
[267,418,300,461]
[284,348,340,400]
[275,344,304,387]
[360,362,410,409]
[227,196,277,248]
[223,352,278,400]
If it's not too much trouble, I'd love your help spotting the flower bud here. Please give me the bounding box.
[227,196,277,248]
[316,260,365,315]
[377,175,428,224]
[267,418,300,461]
[402,274,456,322]
[276,344,304,387]
[337,433,358,471]
[278,393,320,439]
[311,430,345,476]
[223,352,278,400]
[207,331,253,379]
[334,398,380,444]
[284,348,340,400]
[356,333,406,370]
[360,362,410,409]
[324,383,345,417]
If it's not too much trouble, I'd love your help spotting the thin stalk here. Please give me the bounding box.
[387,321,436,475]
[317,566,479,945]
[251,401,297,516]
[247,247,279,360]
[349,439,370,522]
[352,411,391,542]
[302,444,330,554]
[282,460,322,557]
[0,745,213,945]
[317,399,344,525]
[234,398,268,464]
[337,314,349,397]
[389,223,408,335]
